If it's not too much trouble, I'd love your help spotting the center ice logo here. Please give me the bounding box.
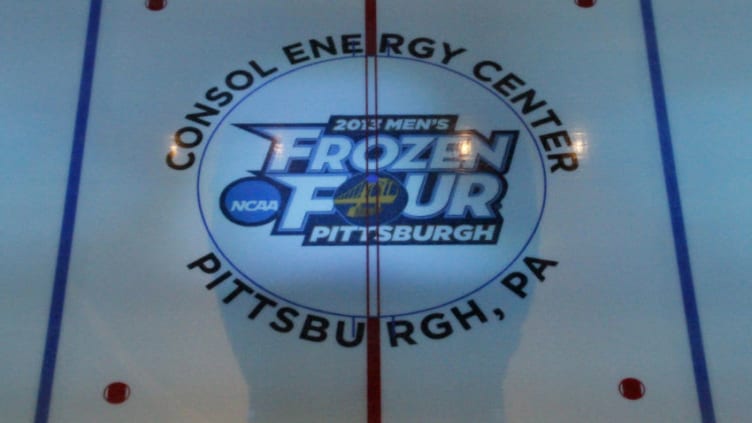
[220,114,518,245]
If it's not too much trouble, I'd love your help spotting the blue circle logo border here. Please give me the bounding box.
[196,55,549,319]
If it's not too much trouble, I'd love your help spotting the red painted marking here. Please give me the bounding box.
[367,318,382,423]
[365,0,377,56]
[103,382,130,404]
[575,0,596,8]
[145,0,167,11]
[619,378,646,400]
[372,37,381,320]
[364,3,381,423]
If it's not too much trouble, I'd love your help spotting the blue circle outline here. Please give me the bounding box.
[196,54,549,319]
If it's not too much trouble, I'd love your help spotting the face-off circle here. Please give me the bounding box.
[197,56,547,317]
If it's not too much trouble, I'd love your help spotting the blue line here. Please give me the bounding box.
[639,1,715,421]
[34,0,102,422]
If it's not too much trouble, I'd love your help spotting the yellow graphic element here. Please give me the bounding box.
[334,177,399,218]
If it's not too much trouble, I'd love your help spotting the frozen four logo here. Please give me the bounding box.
[220,114,518,245]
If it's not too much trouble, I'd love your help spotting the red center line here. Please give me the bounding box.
[365,0,378,56]
[373,76,381,313]
[364,1,381,423]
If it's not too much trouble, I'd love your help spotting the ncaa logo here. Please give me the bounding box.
[220,178,281,226]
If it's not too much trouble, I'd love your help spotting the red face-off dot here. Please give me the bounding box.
[103,382,131,404]
[619,378,646,400]
[145,0,167,11]
[575,0,597,7]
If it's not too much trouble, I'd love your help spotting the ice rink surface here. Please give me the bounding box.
[1,1,750,422]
